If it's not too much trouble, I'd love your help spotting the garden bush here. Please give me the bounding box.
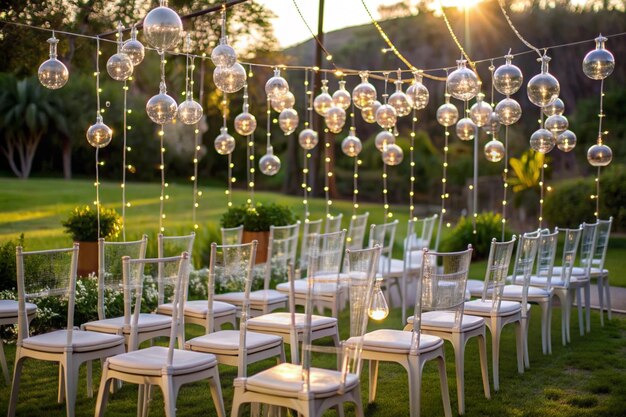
[0,234,23,292]
[440,212,513,260]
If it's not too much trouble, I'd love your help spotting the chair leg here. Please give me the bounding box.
[566,291,573,344]
[514,320,524,374]
[86,360,93,398]
[0,338,10,385]
[7,354,25,417]
[437,353,452,417]
[585,282,591,333]
[477,332,490,399]
[94,371,113,417]
[522,314,530,369]
[162,377,177,417]
[407,357,422,417]
[451,335,465,415]
[58,363,65,404]
[353,385,365,417]
[137,384,145,417]
[597,276,605,327]
[539,301,549,355]
[490,318,502,392]
[368,360,379,403]
[208,369,226,417]
[576,288,584,336]
[547,301,553,355]
[230,388,244,417]
[605,274,612,321]
[64,360,80,417]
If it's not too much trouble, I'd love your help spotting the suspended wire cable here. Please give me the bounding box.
[496,0,543,58]
[438,3,478,76]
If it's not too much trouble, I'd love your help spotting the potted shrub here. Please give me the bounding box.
[220,203,296,263]
[62,205,122,277]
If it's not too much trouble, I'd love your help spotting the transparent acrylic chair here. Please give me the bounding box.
[590,217,613,325]
[299,218,323,275]
[324,212,343,234]
[368,220,399,309]
[231,244,380,417]
[346,212,369,250]
[221,225,243,245]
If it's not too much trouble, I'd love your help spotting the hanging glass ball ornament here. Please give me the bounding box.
[447,60,479,101]
[143,4,183,51]
[122,26,145,66]
[587,141,612,166]
[214,126,235,155]
[325,106,346,134]
[107,51,134,81]
[375,104,397,129]
[146,82,178,124]
[469,93,492,127]
[494,54,523,96]
[38,35,69,90]
[456,118,476,141]
[544,114,568,136]
[361,100,381,124]
[352,72,377,109]
[271,90,295,112]
[583,35,615,80]
[213,62,246,93]
[177,97,203,125]
[484,139,505,162]
[375,130,395,151]
[527,55,560,107]
[86,114,113,148]
[388,80,412,117]
[542,97,564,117]
[332,80,351,110]
[406,72,429,110]
[529,128,555,154]
[482,112,501,136]
[298,128,319,150]
[211,37,237,68]
[265,68,289,99]
[382,143,404,166]
[259,146,281,176]
[341,127,362,157]
[495,97,522,126]
[314,80,333,116]
[279,108,299,135]
[556,130,577,152]
[234,111,257,136]
[436,96,459,127]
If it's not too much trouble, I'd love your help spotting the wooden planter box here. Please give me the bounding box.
[77,241,99,277]
[242,230,270,264]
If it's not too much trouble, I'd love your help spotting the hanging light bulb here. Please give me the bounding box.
[177,98,203,125]
[265,68,289,99]
[436,95,459,127]
[314,79,333,116]
[493,54,523,96]
[146,81,177,124]
[388,77,412,117]
[375,130,395,151]
[406,71,429,110]
[234,98,257,137]
[556,130,577,152]
[542,97,564,117]
[271,91,295,112]
[279,108,299,135]
[469,93,492,127]
[375,104,397,129]
[341,127,362,157]
[332,80,352,110]
[368,278,389,320]
[214,126,235,155]
[484,139,505,162]
[583,35,615,80]
[86,114,113,148]
[529,128,555,154]
[259,146,281,175]
[106,47,134,81]
[587,139,612,166]
[352,71,377,109]
[143,2,183,51]
[361,100,381,124]
[447,60,479,102]
[544,114,569,136]
[38,34,69,90]
[495,97,522,126]
[382,143,404,166]
[325,106,346,134]
[211,37,237,68]
[527,55,560,108]
[213,62,246,93]
[456,118,476,141]
[482,112,501,136]
[298,129,319,150]
[122,26,145,66]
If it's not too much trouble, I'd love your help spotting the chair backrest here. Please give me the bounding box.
[221,225,243,245]
[480,237,517,313]
[325,213,343,234]
[555,227,582,287]
[346,212,369,250]
[299,218,323,273]
[262,222,300,290]
[592,217,612,270]
[410,246,473,349]
[533,228,558,279]
[305,230,346,285]
[97,235,148,320]
[158,232,196,304]
[406,214,438,251]
[15,244,79,345]
[368,220,399,275]
[578,222,598,273]
[506,234,539,315]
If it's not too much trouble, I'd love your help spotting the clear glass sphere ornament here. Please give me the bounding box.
[583,35,615,80]
[482,112,501,136]
[214,126,235,155]
[375,130,395,152]
[298,129,319,150]
[213,62,246,93]
[352,72,377,109]
[143,5,183,50]
[211,37,237,68]
[436,96,459,127]
[271,91,295,112]
[469,93,492,127]
[314,80,333,116]
[484,139,505,162]
[406,72,429,110]
[529,128,555,154]
[556,130,577,152]
[38,35,69,90]
[278,108,299,135]
[265,68,289,99]
[587,141,612,166]
[527,55,560,107]
[325,106,346,134]
[146,83,178,124]
[341,127,362,157]
[382,143,404,166]
[544,114,568,136]
[493,54,523,95]
[375,104,397,129]
[456,118,476,141]
[388,80,412,117]
[259,146,281,176]
[447,60,479,101]
[107,52,134,81]
[361,100,381,124]
[495,97,522,126]
[121,26,145,66]
[234,111,257,136]
[332,80,351,110]
[368,279,389,320]
[86,114,113,148]
[177,97,203,125]
[542,97,564,117]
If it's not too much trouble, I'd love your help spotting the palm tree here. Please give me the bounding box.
[508,149,546,222]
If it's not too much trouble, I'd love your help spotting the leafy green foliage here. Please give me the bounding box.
[441,212,513,260]
[0,234,24,292]
[61,205,122,242]
[220,203,296,232]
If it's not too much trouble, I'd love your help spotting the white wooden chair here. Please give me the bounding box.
[346,212,369,250]
[94,252,226,417]
[221,225,243,245]
[325,212,343,234]
[9,244,125,417]
[590,217,613,325]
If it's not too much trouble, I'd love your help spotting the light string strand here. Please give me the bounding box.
[538,109,546,229]
[409,107,417,220]
[192,58,205,229]
[438,3,478,77]
[434,70,451,252]
[121,79,129,241]
[222,92,233,207]
[350,101,359,219]
[302,68,311,221]
[95,36,101,238]
[593,77,606,218]
[157,51,167,233]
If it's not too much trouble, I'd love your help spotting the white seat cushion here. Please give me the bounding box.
[528,276,567,287]
[157,300,236,319]
[353,329,442,354]
[247,312,337,333]
[464,299,522,316]
[275,279,343,296]
[215,290,287,307]
[245,363,358,398]
[82,313,171,334]
[22,329,124,353]
[378,256,404,277]
[466,279,484,295]
[185,330,282,356]
[0,300,36,319]
[107,346,217,376]
[406,311,484,332]
[501,285,552,299]
[550,266,606,278]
